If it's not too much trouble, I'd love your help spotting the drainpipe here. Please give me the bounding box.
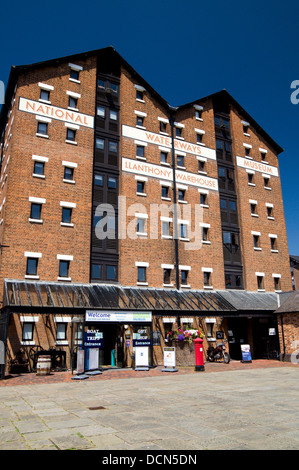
[169,111,180,291]
[169,110,180,328]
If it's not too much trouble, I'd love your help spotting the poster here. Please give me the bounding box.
[135,347,149,368]
[163,347,176,368]
[88,348,99,370]
[241,344,252,362]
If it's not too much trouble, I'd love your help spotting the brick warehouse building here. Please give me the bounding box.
[0,46,296,377]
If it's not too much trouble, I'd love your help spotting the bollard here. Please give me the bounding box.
[194,337,205,371]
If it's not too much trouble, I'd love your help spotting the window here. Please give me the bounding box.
[137,180,145,194]
[68,96,78,109]
[108,141,117,153]
[136,89,143,101]
[59,260,69,278]
[137,218,146,234]
[37,121,48,136]
[98,79,105,89]
[107,265,116,281]
[161,186,169,199]
[110,110,118,121]
[56,323,67,341]
[176,127,182,138]
[162,221,170,237]
[22,323,34,342]
[267,206,274,218]
[136,115,144,127]
[66,128,76,142]
[204,271,211,286]
[178,189,185,202]
[257,276,264,290]
[216,139,223,150]
[195,109,202,120]
[137,266,146,283]
[108,177,117,189]
[33,161,44,176]
[160,151,168,164]
[202,226,209,242]
[109,82,118,94]
[97,106,105,118]
[69,63,82,82]
[160,121,167,133]
[94,174,103,186]
[180,224,188,239]
[253,234,260,249]
[163,269,171,285]
[96,138,104,150]
[200,193,207,205]
[181,270,188,286]
[64,166,74,181]
[136,145,145,158]
[70,69,79,81]
[198,160,206,172]
[248,172,255,185]
[274,277,281,291]
[40,89,50,102]
[206,322,214,339]
[177,155,184,167]
[26,258,38,276]
[245,147,251,157]
[62,207,72,224]
[250,202,258,216]
[264,177,271,189]
[270,237,278,251]
[92,264,101,280]
[30,203,42,220]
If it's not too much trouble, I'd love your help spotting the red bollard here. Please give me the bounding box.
[194,337,205,371]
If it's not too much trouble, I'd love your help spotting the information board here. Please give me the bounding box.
[241,344,252,363]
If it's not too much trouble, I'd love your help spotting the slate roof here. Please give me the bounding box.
[276,289,299,313]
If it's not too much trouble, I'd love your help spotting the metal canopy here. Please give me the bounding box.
[3,279,236,313]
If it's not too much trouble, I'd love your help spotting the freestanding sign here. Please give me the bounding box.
[76,350,85,374]
[162,347,178,372]
[135,347,149,371]
[241,344,252,363]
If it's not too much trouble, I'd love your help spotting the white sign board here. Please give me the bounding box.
[86,310,152,323]
[135,347,149,367]
[122,124,217,160]
[88,348,99,370]
[77,350,85,374]
[236,156,279,177]
[122,157,218,191]
[163,347,176,368]
[19,97,94,128]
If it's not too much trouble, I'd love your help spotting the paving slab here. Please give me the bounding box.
[0,363,298,450]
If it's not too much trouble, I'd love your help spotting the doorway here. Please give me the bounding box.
[227,316,280,360]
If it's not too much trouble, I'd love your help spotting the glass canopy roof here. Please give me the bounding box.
[3,280,236,312]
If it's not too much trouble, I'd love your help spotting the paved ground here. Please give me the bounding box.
[0,360,298,450]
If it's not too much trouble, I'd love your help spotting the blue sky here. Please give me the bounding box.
[0,0,298,254]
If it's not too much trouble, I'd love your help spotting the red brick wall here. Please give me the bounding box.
[0,57,97,297]
[230,106,292,292]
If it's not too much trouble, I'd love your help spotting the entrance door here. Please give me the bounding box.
[227,318,248,360]
[99,324,125,367]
